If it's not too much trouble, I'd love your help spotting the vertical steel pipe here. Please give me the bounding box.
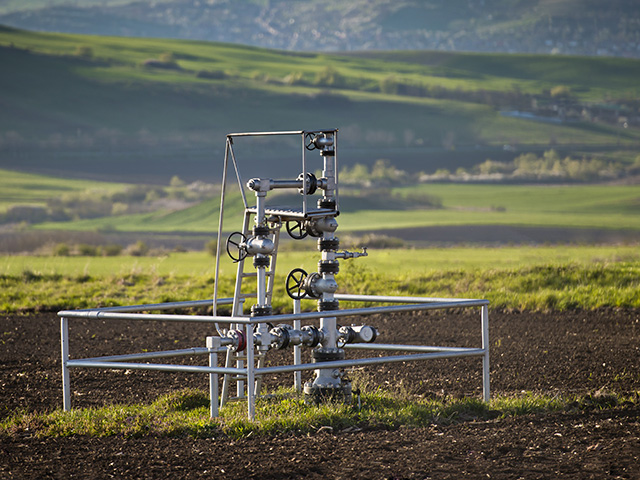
[213,139,231,316]
[481,304,490,402]
[293,299,302,392]
[220,347,233,408]
[246,324,256,420]
[60,317,71,411]
[207,337,220,418]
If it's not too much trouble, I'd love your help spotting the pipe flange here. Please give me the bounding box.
[252,225,270,236]
[226,329,246,352]
[317,198,336,210]
[318,260,339,274]
[270,325,290,350]
[320,150,335,157]
[251,305,273,317]
[253,255,270,268]
[301,325,322,348]
[318,237,340,251]
[297,172,318,195]
[312,348,345,362]
[318,299,340,311]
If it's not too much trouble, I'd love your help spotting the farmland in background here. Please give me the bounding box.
[1,26,640,183]
[29,181,640,234]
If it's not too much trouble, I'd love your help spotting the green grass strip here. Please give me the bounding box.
[1,387,634,439]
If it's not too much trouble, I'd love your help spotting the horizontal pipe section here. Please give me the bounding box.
[58,299,488,324]
[256,348,486,375]
[335,294,478,303]
[56,310,251,324]
[59,298,232,315]
[228,130,303,137]
[344,343,483,353]
[250,299,489,324]
[227,129,336,138]
[79,347,227,363]
[66,360,245,376]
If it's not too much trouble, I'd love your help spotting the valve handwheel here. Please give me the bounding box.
[225,231,248,262]
[304,132,318,151]
[286,268,309,299]
[286,220,308,240]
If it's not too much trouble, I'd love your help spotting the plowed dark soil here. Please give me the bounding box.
[1,308,639,479]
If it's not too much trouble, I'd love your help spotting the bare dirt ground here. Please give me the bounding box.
[1,308,639,479]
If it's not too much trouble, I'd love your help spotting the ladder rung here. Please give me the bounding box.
[236,293,257,299]
[241,271,275,278]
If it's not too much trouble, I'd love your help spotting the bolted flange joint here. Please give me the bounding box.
[318,299,340,311]
[318,237,340,251]
[251,305,273,317]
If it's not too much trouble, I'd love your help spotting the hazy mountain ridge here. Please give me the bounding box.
[1,0,640,57]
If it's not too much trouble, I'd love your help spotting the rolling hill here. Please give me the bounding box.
[0,0,639,58]
[1,26,639,184]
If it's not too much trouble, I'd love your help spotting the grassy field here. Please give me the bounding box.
[1,245,638,312]
[31,183,640,233]
[2,245,638,277]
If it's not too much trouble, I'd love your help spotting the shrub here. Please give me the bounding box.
[53,243,71,256]
[314,66,345,88]
[195,70,226,80]
[77,244,99,256]
[101,244,123,256]
[0,205,48,224]
[126,241,150,257]
[74,45,93,58]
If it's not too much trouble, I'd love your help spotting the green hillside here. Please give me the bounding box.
[1,26,639,182]
[33,184,640,234]
[1,0,638,58]
[0,168,125,212]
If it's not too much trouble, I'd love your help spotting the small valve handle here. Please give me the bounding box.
[304,132,318,151]
[286,268,309,299]
[286,220,308,240]
[225,232,248,262]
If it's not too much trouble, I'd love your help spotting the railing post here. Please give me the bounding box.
[246,324,255,420]
[60,317,71,411]
[293,299,302,393]
[481,305,490,402]
[207,336,220,418]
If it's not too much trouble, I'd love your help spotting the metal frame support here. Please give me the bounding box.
[58,296,490,419]
[246,324,255,420]
[293,299,302,392]
[207,336,220,418]
[61,317,71,412]
[481,304,490,402]
[57,130,491,421]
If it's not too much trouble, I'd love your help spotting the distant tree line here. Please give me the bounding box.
[0,177,216,226]
[423,151,640,183]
